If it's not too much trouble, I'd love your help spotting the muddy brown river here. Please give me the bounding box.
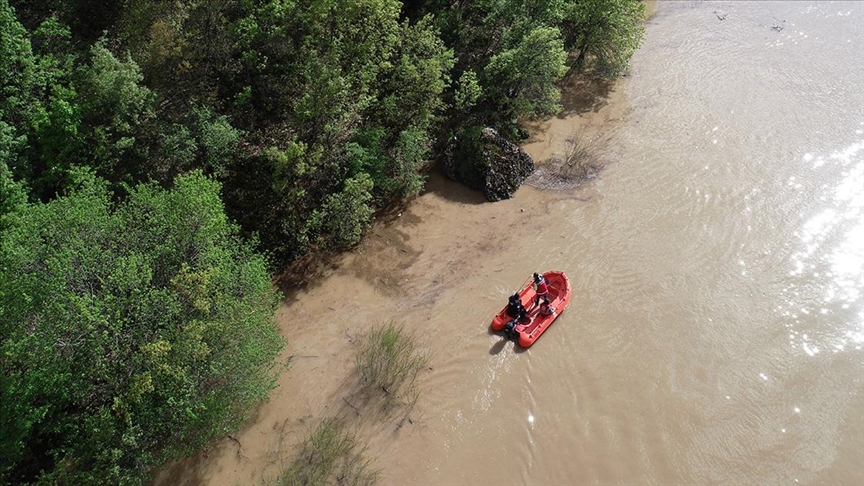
[156,1,864,484]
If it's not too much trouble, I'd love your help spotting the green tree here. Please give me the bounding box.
[360,16,453,198]
[0,171,284,484]
[409,0,643,135]
[0,160,26,219]
[261,141,326,260]
[27,83,83,193]
[314,172,375,249]
[0,0,39,179]
[484,26,568,119]
[77,40,155,182]
[406,0,570,134]
[563,0,645,75]
[0,4,84,199]
[454,69,482,114]
[151,106,241,180]
[216,0,454,265]
[189,105,240,178]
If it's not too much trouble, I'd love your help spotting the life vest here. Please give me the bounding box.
[534,277,548,295]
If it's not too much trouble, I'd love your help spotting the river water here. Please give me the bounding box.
[156,1,864,484]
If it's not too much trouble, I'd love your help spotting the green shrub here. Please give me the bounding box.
[354,323,429,414]
[316,173,375,250]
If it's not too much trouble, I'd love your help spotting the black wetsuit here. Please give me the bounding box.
[507,295,526,320]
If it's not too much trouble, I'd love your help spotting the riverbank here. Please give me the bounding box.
[154,70,632,484]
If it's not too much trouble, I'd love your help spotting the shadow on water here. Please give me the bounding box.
[273,172,489,303]
[557,75,617,118]
[153,399,271,486]
[421,170,488,206]
[488,338,528,354]
[274,198,425,304]
[521,73,618,147]
[274,250,347,305]
[153,451,209,486]
[488,326,531,355]
[490,336,509,355]
[489,336,528,354]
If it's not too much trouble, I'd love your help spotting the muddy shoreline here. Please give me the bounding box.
[155,70,629,485]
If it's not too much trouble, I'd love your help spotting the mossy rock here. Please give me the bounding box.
[443,126,534,201]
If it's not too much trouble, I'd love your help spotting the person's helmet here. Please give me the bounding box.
[533,272,540,280]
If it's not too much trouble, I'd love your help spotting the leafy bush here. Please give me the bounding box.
[188,105,240,178]
[78,40,155,178]
[0,171,284,484]
[316,173,375,250]
[0,160,26,219]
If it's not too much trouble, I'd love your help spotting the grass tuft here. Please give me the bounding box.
[278,419,378,486]
[354,323,429,414]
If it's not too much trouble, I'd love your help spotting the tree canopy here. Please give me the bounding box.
[2,0,644,266]
[0,171,284,484]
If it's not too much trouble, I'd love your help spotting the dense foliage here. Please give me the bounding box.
[2,0,644,265]
[0,0,644,482]
[0,171,284,483]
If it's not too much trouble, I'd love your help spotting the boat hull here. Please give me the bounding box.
[491,271,572,348]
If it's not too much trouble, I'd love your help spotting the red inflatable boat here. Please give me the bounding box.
[491,271,572,348]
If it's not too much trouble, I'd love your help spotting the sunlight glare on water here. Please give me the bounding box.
[786,136,864,355]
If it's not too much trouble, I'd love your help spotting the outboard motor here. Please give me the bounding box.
[503,319,519,340]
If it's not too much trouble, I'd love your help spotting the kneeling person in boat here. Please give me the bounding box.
[539,297,556,317]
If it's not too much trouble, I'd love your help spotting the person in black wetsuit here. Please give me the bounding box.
[507,293,527,320]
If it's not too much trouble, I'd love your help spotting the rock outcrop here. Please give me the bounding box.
[443,127,535,202]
